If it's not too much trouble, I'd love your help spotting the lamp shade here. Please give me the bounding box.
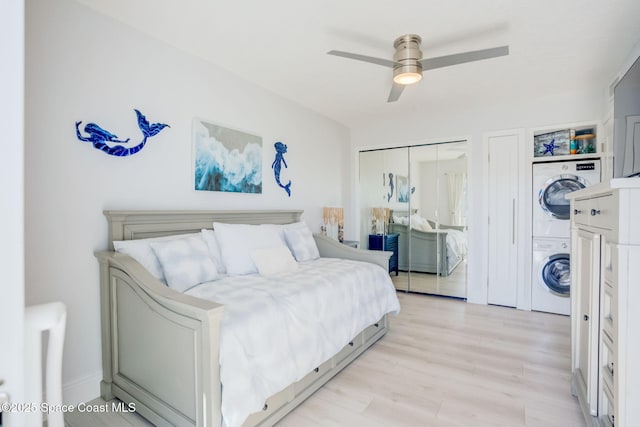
[322,207,344,242]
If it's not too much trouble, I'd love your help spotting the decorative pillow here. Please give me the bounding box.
[393,215,408,225]
[283,223,320,261]
[113,233,200,282]
[410,214,433,232]
[250,246,298,277]
[200,229,227,274]
[150,236,218,292]
[213,222,287,275]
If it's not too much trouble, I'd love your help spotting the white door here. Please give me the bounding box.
[487,132,520,307]
[0,1,26,425]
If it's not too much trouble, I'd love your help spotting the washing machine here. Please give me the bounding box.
[532,159,600,238]
[532,237,571,315]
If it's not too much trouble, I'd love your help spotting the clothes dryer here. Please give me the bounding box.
[532,159,600,238]
[531,237,571,315]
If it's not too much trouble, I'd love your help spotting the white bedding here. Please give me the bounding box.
[185,257,400,427]
[445,229,467,262]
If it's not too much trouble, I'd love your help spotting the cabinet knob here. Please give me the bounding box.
[590,209,601,216]
[574,209,582,215]
[583,314,589,321]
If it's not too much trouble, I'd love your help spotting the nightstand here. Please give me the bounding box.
[368,233,399,275]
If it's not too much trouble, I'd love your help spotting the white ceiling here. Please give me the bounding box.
[75,0,640,128]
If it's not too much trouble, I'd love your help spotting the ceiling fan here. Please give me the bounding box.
[328,34,509,102]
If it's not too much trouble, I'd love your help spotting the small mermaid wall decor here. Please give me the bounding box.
[272,141,291,196]
[387,172,394,202]
[75,109,169,156]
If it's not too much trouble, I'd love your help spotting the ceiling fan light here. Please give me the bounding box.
[393,72,422,85]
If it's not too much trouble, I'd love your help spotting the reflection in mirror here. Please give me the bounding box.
[359,141,468,299]
[402,142,467,298]
[359,148,408,282]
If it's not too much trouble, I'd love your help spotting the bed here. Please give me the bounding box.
[95,210,400,427]
[388,213,467,276]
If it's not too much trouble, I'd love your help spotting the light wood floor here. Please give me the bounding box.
[392,261,467,298]
[65,292,585,427]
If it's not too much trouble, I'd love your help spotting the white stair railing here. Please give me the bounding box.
[24,302,66,427]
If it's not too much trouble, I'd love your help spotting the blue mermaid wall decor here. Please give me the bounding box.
[387,172,394,202]
[75,109,169,156]
[272,141,291,197]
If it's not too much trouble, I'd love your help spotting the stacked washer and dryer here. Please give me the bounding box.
[531,159,601,315]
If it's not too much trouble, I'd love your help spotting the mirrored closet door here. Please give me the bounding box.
[359,141,468,298]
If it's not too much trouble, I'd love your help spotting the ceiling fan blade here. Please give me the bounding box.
[387,83,405,103]
[419,45,509,71]
[327,50,398,68]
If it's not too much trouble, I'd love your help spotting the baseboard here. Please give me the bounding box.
[63,370,102,405]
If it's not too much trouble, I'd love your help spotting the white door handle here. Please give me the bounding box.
[512,199,516,245]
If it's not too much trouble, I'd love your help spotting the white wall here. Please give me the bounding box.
[350,87,604,304]
[24,0,349,404]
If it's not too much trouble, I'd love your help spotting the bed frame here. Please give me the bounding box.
[389,222,462,276]
[95,210,393,427]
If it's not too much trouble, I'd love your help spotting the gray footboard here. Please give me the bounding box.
[96,252,225,427]
[389,224,456,276]
[313,234,392,270]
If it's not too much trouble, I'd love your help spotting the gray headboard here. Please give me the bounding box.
[389,209,418,222]
[104,210,304,250]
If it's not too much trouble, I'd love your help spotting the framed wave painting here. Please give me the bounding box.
[396,175,409,203]
[193,119,263,194]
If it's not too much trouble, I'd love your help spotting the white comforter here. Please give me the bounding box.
[445,229,467,261]
[185,257,400,427]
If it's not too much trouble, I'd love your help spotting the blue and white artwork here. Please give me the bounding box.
[272,142,291,197]
[75,109,169,156]
[193,119,262,193]
[396,175,410,203]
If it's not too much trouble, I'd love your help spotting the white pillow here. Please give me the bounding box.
[393,215,408,225]
[283,223,320,261]
[113,233,200,282]
[410,214,433,232]
[250,246,298,277]
[150,236,218,292]
[213,222,287,275]
[200,229,227,274]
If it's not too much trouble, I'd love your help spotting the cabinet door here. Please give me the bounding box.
[573,228,601,416]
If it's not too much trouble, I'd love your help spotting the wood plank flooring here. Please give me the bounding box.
[392,261,467,298]
[65,292,585,427]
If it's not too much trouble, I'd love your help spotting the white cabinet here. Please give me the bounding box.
[568,179,640,427]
